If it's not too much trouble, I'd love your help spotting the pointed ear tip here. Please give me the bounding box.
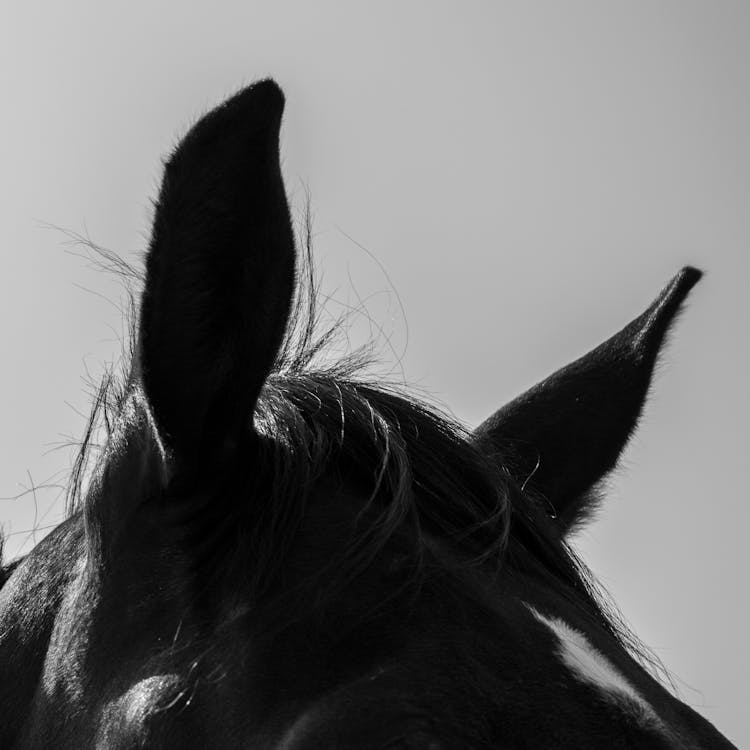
[232,78,286,120]
[163,79,287,173]
[626,265,703,358]
[246,78,285,109]
[661,265,703,314]
[677,265,703,292]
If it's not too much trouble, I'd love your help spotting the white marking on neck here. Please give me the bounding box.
[526,605,664,731]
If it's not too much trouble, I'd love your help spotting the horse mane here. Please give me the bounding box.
[53,217,672,689]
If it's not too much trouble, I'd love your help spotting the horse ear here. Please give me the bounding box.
[473,268,702,534]
[137,80,295,467]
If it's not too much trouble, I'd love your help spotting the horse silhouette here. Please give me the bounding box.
[0,79,736,748]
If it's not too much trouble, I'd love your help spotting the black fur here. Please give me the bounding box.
[140,80,296,469]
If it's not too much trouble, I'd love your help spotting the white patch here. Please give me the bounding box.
[526,605,664,730]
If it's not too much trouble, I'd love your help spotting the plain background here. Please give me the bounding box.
[0,2,747,745]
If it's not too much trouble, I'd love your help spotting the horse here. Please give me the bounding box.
[0,79,737,749]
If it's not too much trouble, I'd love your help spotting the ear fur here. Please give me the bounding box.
[137,80,295,469]
[473,268,702,534]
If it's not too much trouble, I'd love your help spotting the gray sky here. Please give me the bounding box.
[1,2,747,745]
